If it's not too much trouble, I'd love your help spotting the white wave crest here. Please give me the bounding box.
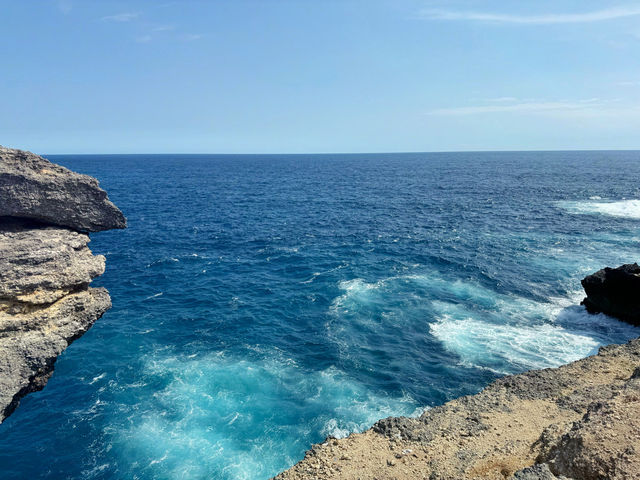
[329,272,639,375]
[429,299,639,374]
[557,199,640,219]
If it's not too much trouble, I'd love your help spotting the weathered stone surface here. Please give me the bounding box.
[510,464,567,480]
[0,145,124,424]
[581,263,640,326]
[0,145,126,232]
[275,338,640,480]
[540,374,640,480]
[0,288,111,422]
[0,218,105,306]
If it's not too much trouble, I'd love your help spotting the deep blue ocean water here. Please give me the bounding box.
[1,151,639,479]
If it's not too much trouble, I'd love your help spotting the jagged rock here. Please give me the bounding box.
[540,374,640,480]
[0,218,105,307]
[510,463,568,480]
[0,146,125,232]
[0,288,111,422]
[0,145,125,424]
[581,263,640,326]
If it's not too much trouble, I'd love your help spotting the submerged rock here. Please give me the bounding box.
[0,146,126,232]
[581,263,640,326]
[0,146,124,423]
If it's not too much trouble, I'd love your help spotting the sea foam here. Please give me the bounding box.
[114,351,419,480]
[557,199,640,219]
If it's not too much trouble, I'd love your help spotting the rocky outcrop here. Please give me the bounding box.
[0,146,124,423]
[0,146,126,232]
[275,338,640,479]
[538,370,640,479]
[581,264,640,326]
[0,218,106,307]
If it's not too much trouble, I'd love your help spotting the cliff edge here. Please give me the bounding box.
[276,267,640,480]
[276,338,640,480]
[0,146,125,423]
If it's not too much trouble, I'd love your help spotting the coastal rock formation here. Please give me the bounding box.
[275,338,640,479]
[0,146,124,423]
[581,264,640,326]
[0,146,126,232]
[0,219,106,307]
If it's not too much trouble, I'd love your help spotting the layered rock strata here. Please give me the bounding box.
[275,338,640,479]
[0,146,124,423]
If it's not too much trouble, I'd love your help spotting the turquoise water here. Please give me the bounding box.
[1,151,639,479]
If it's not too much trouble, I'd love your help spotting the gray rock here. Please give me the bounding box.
[0,288,111,422]
[0,144,125,424]
[510,464,568,480]
[541,382,640,480]
[0,218,105,307]
[0,145,126,232]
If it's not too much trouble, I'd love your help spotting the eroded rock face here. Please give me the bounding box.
[274,339,640,480]
[539,374,640,480]
[581,264,640,326]
[0,146,125,423]
[0,288,111,422]
[0,146,126,232]
[0,218,105,307]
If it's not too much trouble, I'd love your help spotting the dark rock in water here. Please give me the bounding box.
[581,263,640,326]
[0,146,126,232]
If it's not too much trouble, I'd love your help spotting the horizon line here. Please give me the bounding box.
[43,148,640,156]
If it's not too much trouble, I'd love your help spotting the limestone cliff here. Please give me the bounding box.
[0,146,124,423]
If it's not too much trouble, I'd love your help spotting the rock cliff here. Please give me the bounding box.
[0,146,124,423]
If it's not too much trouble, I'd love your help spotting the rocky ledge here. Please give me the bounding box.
[276,268,640,480]
[0,146,124,423]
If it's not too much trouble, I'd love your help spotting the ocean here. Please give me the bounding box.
[1,151,639,479]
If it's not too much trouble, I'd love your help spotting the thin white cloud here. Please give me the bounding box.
[57,0,72,14]
[152,25,175,32]
[181,33,204,41]
[425,98,634,116]
[485,96,519,103]
[136,35,152,43]
[102,12,141,22]
[421,6,640,24]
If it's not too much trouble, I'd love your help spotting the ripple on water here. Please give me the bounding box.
[1,152,640,480]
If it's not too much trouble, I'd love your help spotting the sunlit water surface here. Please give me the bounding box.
[1,152,639,479]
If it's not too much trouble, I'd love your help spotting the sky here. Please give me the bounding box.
[1,0,640,154]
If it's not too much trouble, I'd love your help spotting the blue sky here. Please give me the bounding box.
[2,1,640,153]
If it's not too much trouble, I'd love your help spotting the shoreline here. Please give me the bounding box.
[275,335,640,479]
